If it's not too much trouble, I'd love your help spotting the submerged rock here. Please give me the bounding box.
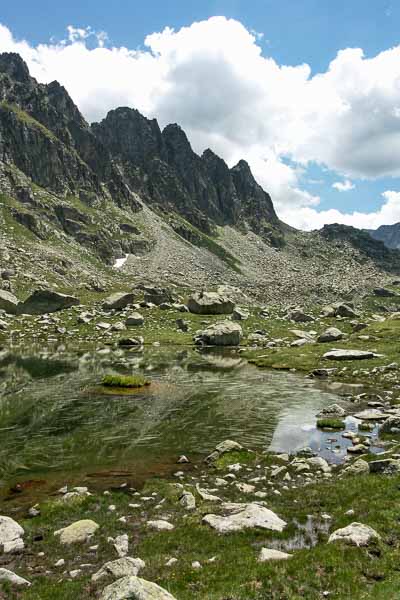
[203,502,286,533]
[328,522,380,546]
[99,576,177,600]
[188,292,234,315]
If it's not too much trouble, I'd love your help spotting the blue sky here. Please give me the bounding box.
[1,1,400,229]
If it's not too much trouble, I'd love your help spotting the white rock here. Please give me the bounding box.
[236,482,255,493]
[147,520,174,531]
[203,502,286,533]
[92,557,145,582]
[165,558,178,567]
[259,548,292,561]
[99,576,178,600]
[0,516,24,553]
[55,559,65,567]
[0,568,31,587]
[180,491,196,510]
[54,520,99,545]
[328,522,380,546]
[192,561,202,569]
[196,484,221,502]
[114,534,129,557]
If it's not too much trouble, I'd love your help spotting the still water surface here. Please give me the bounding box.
[0,345,376,497]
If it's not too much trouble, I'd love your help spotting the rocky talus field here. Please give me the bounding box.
[2,52,400,599]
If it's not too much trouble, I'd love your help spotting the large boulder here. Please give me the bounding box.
[92,557,145,582]
[103,293,136,310]
[380,415,400,434]
[285,309,314,323]
[188,292,234,315]
[54,519,99,545]
[99,576,177,600]
[142,286,174,306]
[203,502,286,533]
[18,290,79,315]
[317,327,344,343]
[0,516,24,553]
[194,321,242,346]
[328,522,380,546]
[0,568,30,587]
[0,290,19,314]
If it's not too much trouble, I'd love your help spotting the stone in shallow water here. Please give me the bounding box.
[328,522,380,546]
[99,576,177,600]
[203,502,286,533]
[92,557,145,582]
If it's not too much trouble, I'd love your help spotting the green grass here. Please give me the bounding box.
[101,373,150,388]
[0,101,57,141]
[169,213,242,273]
[316,418,345,429]
[3,455,400,600]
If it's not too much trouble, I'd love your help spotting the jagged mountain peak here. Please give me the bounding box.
[0,52,31,83]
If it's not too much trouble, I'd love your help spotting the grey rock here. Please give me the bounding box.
[328,522,380,546]
[54,519,99,544]
[259,548,292,561]
[317,403,346,418]
[285,309,314,323]
[194,321,242,346]
[188,292,234,315]
[99,576,178,600]
[232,307,249,320]
[0,516,24,554]
[203,502,286,533]
[323,349,375,361]
[0,568,30,587]
[0,289,18,314]
[92,557,145,582]
[18,290,79,314]
[369,458,400,474]
[380,415,400,434]
[317,327,344,343]
[103,293,136,310]
[125,312,144,326]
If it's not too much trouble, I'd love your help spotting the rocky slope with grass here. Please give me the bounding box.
[1,52,400,308]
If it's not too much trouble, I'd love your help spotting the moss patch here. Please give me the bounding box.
[101,374,150,388]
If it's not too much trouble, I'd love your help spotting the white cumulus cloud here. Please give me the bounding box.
[1,17,400,230]
[332,180,355,192]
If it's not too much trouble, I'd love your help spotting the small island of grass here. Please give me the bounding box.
[316,417,345,430]
[101,374,151,388]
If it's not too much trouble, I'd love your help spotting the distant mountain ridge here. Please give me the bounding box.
[368,223,400,250]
